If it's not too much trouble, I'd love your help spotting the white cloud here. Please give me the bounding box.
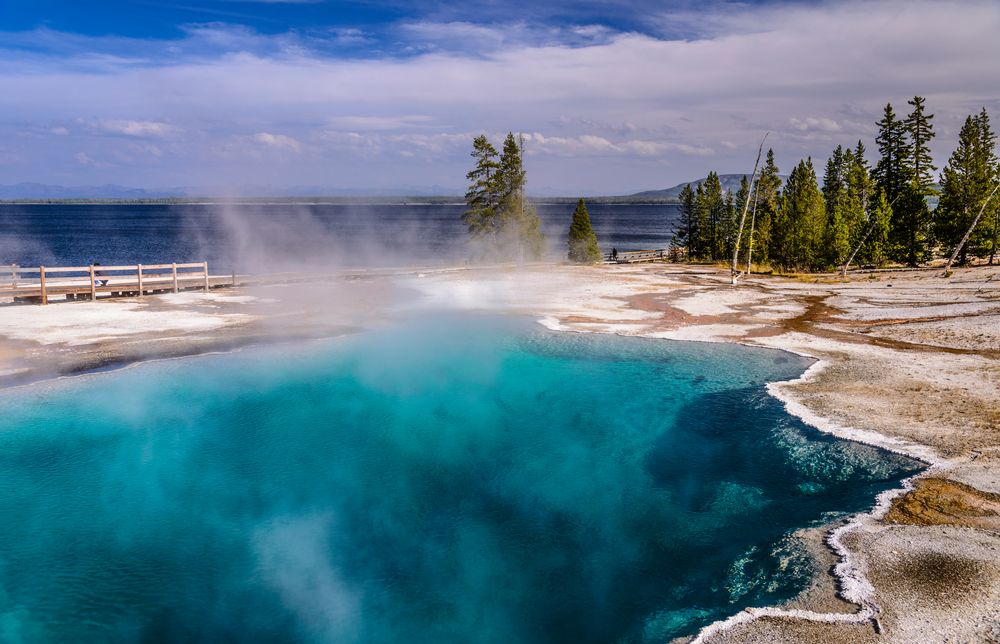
[0,1,997,192]
[789,117,842,133]
[100,120,174,138]
[254,132,303,152]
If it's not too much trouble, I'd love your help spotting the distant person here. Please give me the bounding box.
[611,248,618,262]
[93,262,109,286]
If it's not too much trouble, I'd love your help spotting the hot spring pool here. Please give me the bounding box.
[0,314,920,642]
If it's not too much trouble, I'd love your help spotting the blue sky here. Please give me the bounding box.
[0,0,998,194]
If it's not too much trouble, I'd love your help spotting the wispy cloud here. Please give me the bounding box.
[99,120,175,137]
[0,1,997,193]
[254,132,303,151]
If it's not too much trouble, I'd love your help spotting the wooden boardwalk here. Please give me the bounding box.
[605,249,667,264]
[0,262,237,305]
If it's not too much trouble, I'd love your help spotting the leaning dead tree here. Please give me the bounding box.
[731,133,768,285]
[941,181,1000,276]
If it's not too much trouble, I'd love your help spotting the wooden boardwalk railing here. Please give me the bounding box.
[606,249,666,264]
[0,262,235,305]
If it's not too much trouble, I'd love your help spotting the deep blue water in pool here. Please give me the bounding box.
[0,315,920,643]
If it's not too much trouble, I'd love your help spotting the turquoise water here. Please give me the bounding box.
[0,315,920,643]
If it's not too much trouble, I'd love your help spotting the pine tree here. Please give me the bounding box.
[844,143,874,264]
[865,188,892,266]
[972,109,1000,263]
[822,146,851,267]
[905,96,937,195]
[854,140,869,172]
[754,149,781,265]
[935,111,999,265]
[497,133,526,210]
[874,102,930,265]
[463,135,500,241]
[497,132,545,260]
[873,103,913,202]
[693,182,709,261]
[823,145,847,211]
[702,172,725,260]
[673,183,697,260]
[775,158,826,270]
[722,188,736,260]
[567,199,602,263]
[465,132,544,261]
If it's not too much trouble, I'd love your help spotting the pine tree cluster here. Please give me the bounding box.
[463,133,545,261]
[672,97,999,271]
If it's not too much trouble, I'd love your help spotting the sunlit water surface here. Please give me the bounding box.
[0,315,920,642]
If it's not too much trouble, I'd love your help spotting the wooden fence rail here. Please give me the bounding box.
[606,249,667,264]
[0,261,232,305]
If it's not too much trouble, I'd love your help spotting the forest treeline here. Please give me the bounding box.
[674,97,1000,271]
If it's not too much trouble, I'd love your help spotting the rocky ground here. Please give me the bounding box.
[1,261,998,642]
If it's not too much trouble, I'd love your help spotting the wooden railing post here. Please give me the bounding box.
[137,264,144,296]
[89,265,96,300]
[39,266,47,305]
[203,262,209,292]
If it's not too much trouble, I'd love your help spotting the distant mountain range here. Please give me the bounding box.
[0,183,181,200]
[627,174,787,200]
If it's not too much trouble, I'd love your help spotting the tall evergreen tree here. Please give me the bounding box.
[567,199,602,263]
[673,183,697,260]
[935,111,999,264]
[722,189,736,260]
[854,140,869,172]
[972,109,1000,263]
[497,133,526,211]
[701,172,726,260]
[463,135,500,241]
[822,146,851,267]
[501,133,545,260]
[754,149,781,265]
[844,142,875,264]
[865,188,892,266]
[693,182,709,261]
[774,158,826,270]
[874,102,929,265]
[822,145,848,211]
[905,96,937,195]
[873,103,913,202]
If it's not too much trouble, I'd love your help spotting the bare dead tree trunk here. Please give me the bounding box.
[942,181,1000,276]
[989,205,999,265]
[745,176,761,276]
[731,133,768,285]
